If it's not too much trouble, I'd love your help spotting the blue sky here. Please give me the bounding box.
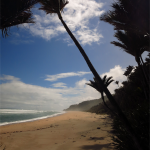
[0,0,148,111]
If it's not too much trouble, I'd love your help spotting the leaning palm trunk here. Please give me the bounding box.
[86,75,118,116]
[140,55,149,81]
[57,11,143,150]
[101,93,118,116]
[136,58,149,101]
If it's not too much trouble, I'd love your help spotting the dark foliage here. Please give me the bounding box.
[38,0,69,14]
[86,75,114,94]
[0,0,38,37]
[112,102,149,150]
[111,30,149,63]
[123,66,134,76]
[100,0,149,36]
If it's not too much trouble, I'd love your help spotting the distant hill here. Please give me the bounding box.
[64,96,108,111]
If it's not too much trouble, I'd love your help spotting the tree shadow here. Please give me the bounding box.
[80,143,112,150]
[88,137,105,141]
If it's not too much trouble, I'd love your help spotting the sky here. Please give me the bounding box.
[0,0,148,111]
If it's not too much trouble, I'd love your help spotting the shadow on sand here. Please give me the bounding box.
[88,137,105,141]
[80,143,112,150]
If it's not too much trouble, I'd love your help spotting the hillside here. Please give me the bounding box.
[64,96,108,111]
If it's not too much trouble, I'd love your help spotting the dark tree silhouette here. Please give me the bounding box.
[86,75,118,116]
[100,0,149,36]
[100,0,150,71]
[111,31,149,100]
[0,0,38,37]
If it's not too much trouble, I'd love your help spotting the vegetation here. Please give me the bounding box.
[0,0,38,37]
[64,97,105,111]
[86,75,117,116]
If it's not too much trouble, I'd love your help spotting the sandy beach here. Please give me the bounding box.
[0,111,114,150]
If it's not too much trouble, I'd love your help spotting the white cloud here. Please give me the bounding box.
[45,71,91,81]
[52,82,67,88]
[0,66,126,111]
[22,0,104,45]
[100,65,126,94]
[75,78,88,88]
[0,75,20,81]
[0,74,98,111]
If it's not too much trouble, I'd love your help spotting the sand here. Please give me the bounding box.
[0,111,114,150]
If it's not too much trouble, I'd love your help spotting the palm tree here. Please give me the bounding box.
[100,0,150,78]
[111,30,149,89]
[100,0,149,36]
[38,1,144,149]
[1,0,38,37]
[86,75,118,116]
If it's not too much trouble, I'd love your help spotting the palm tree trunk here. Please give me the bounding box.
[101,93,118,117]
[140,55,149,81]
[136,59,149,100]
[57,12,144,150]
[141,80,148,101]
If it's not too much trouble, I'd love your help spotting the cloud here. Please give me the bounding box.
[52,82,67,88]
[0,74,98,111]
[100,65,126,94]
[45,71,91,81]
[0,66,126,111]
[22,0,104,45]
[0,75,20,81]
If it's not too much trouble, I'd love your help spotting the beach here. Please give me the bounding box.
[0,111,114,150]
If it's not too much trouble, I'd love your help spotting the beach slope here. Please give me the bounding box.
[0,111,114,150]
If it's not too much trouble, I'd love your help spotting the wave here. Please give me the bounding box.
[0,109,45,114]
[0,109,66,126]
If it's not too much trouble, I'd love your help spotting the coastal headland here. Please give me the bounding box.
[0,111,114,150]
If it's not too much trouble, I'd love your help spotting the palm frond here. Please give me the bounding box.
[100,0,149,35]
[102,75,107,82]
[111,41,131,54]
[1,0,38,37]
[86,83,95,89]
[86,75,114,94]
[38,0,69,14]
[106,79,114,87]
[110,29,149,57]
[106,76,113,83]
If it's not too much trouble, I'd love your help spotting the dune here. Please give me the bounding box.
[0,111,114,150]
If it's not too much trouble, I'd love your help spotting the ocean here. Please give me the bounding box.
[0,109,65,126]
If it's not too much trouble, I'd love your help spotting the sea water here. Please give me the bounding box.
[0,109,65,126]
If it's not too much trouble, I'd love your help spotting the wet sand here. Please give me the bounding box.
[0,111,114,150]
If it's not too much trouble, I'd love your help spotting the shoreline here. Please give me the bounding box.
[0,111,66,127]
[0,111,114,150]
